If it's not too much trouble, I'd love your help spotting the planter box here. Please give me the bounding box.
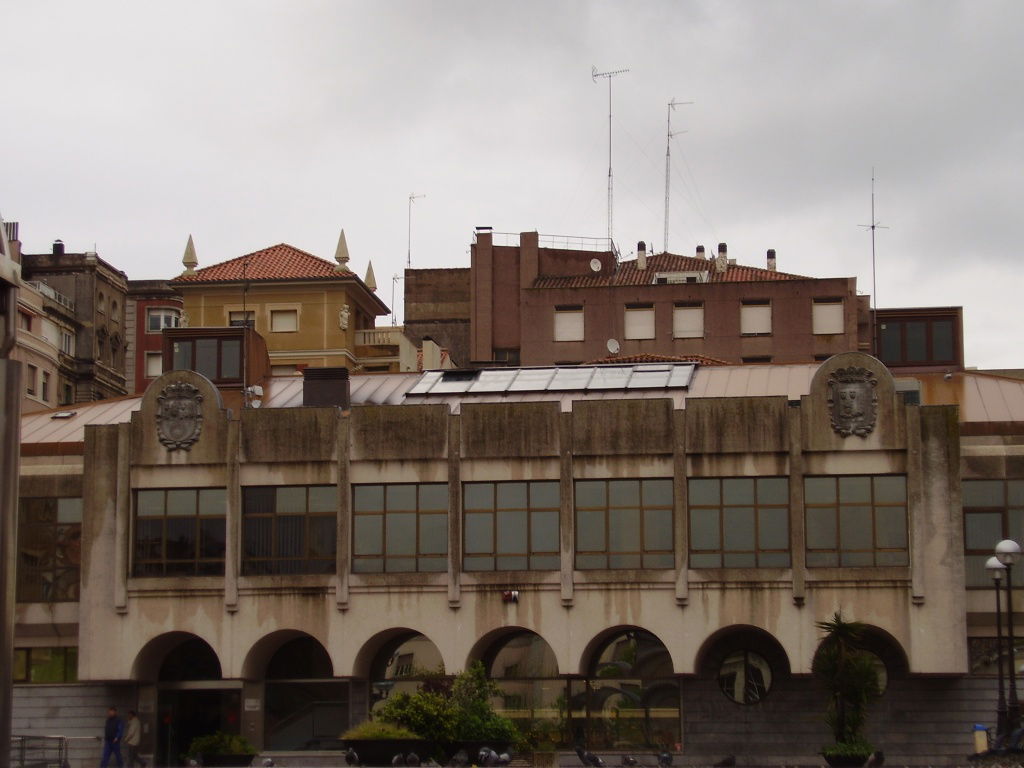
[822,754,869,768]
[200,754,255,767]
[342,738,432,767]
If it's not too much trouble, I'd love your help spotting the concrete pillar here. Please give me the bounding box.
[0,360,22,768]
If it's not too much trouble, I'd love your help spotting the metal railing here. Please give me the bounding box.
[10,735,69,768]
[26,282,75,311]
[474,232,620,261]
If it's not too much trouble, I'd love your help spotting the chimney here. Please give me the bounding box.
[766,249,777,272]
[696,245,706,260]
[302,366,351,409]
[52,239,65,257]
[637,240,647,271]
[715,242,728,273]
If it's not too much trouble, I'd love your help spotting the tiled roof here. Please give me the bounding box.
[584,352,730,366]
[171,244,349,283]
[532,252,807,289]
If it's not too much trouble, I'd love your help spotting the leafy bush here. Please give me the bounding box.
[821,738,874,758]
[813,612,881,753]
[375,662,521,746]
[342,720,422,740]
[186,732,257,758]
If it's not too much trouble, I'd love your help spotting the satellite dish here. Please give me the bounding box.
[590,258,602,273]
[606,338,620,355]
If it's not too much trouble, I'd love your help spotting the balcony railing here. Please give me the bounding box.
[27,281,75,310]
[355,327,401,346]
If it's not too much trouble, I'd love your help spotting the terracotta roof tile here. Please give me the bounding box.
[584,352,730,366]
[533,252,807,289]
[171,243,350,283]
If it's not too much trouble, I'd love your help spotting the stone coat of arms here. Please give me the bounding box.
[156,381,204,450]
[827,366,878,437]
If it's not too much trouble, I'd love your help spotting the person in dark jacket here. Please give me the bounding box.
[100,706,124,768]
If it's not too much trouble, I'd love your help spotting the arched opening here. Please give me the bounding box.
[361,630,445,714]
[479,630,563,750]
[694,624,792,704]
[134,634,239,768]
[262,636,346,751]
[573,628,679,750]
[810,623,908,696]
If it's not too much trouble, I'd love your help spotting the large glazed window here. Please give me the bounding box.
[146,307,180,333]
[464,481,560,571]
[242,486,337,575]
[574,479,674,569]
[133,488,226,576]
[13,647,78,683]
[689,477,790,567]
[963,479,1024,587]
[352,484,448,573]
[804,475,907,566]
[16,497,82,602]
[171,337,241,382]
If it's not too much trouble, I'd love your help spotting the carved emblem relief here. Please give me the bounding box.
[156,381,204,450]
[827,366,878,437]
[339,304,350,330]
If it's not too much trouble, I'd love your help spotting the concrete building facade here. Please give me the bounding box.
[16,352,1024,766]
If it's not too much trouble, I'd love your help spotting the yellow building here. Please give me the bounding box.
[171,232,394,374]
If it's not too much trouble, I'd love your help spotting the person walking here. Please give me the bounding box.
[100,706,124,768]
[123,711,146,768]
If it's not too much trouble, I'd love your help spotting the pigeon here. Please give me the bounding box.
[188,761,200,768]
[496,753,511,767]
[405,753,421,767]
[713,757,735,768]
[575,746,605,768]
[622,757,638,768]
[262,760,274,768]
[449,750,469,767]
[865,751,885,767]
[657,753,672,768]
[344,748,360,767]
[392,754,405,767]
[478,747,501,767]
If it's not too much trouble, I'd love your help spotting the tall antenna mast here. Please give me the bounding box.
[858,170,888,310]
[592,65,629,243]
[407,192,425,268]
[663,98,692,253]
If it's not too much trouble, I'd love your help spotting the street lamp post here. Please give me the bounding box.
[988,556,1009,738]
[997,539,1022,732]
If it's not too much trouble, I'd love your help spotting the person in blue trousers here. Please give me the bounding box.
[100,706,124,768]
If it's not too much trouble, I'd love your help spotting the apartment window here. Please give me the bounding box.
[805,476,907,566]
[878,316,956,366]
[16,497,82,602]
[147,307,181,333]
[41,371,50,402]
[689,478,790,567]
[740,300,772,336]
[229,310,255,328]
[18,312,32,332]
[352,483,448,573]
[133,488,226,576]
[60,329,74,355]
[111,301,119,323]
[270,309,298,333]
[145,351,163,378]
[464,481,560,571]
[242,486,337,575]
[575,479,674,569]
[812,298,844,335]
[963,480,1024,587]
[97,293,105,314]
[26,365,37,395]
[13,647,78,684]
[172,337,241,382]
[673,302,704,339]
[553,305,584,342]
[59,381,74,406]
[624,304,655,340]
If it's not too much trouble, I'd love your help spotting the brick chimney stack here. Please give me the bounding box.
[637,241,647,271]
[715,243,728,273]
[767,249,777,272]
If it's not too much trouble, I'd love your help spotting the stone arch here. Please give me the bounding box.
[241,629,334,681]
[467,626,561,678]
[693,624,791,679]
[351,627,445,680]
[131,631,222,682]
[577,625,675,678]
[810,622,910,682]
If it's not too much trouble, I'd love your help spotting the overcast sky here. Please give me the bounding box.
[3,1,1021,368]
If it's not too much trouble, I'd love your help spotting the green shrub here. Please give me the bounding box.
[821,739,874,758]
[186,732,257,758]
[342,720,422,740]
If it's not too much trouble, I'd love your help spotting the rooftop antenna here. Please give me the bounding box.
[592,65,629,243]
[858,169,889,310]
[407,193,425,268]
[391,273,404,326]
[663,97,693,253]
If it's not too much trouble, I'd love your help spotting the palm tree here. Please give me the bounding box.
[812,612,881,750]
